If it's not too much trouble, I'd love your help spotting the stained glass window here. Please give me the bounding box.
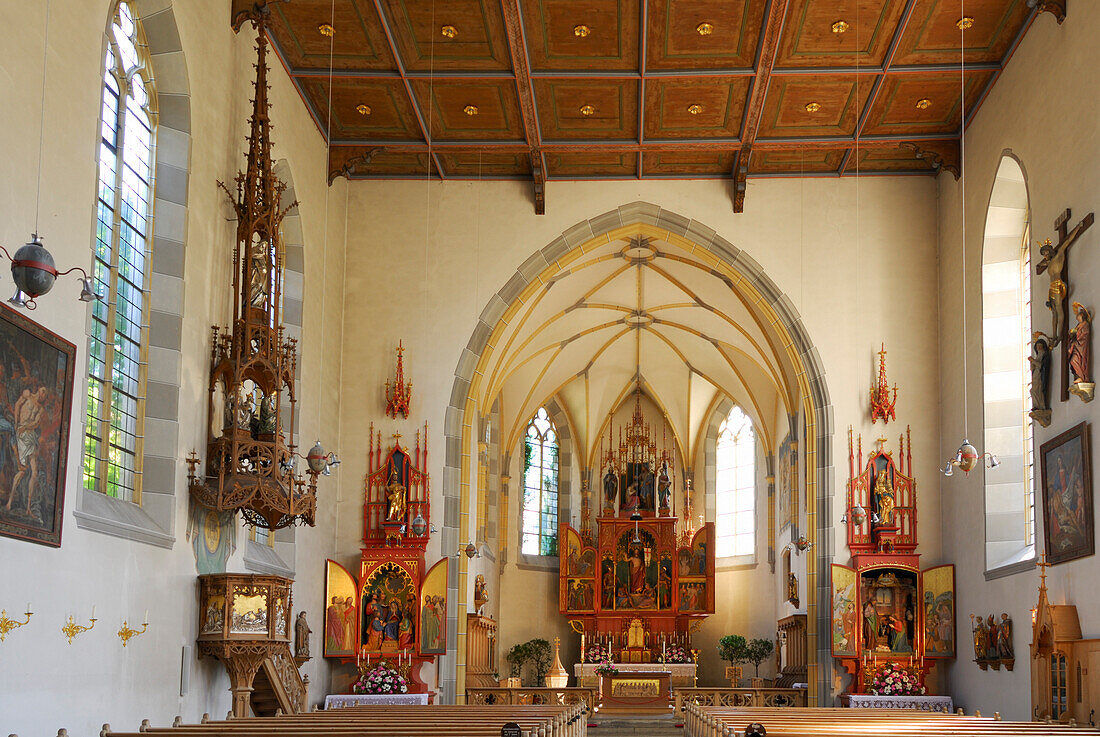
[521,407,558,556]
[716,406,755,558]
[83,0,156,502]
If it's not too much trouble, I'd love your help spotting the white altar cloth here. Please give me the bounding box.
[842,694,953,712]
[325,693,429,709]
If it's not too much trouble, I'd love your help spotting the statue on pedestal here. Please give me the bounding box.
[1029,334,1053,426]
[294,610,311,660]
[1068,302,1094,402]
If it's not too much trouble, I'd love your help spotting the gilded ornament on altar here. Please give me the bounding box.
[386,465,407,522]
[870,344,898,423]
[873,470,895,526]
[385,341,413,418]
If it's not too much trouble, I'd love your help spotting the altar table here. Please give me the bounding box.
[575,662,696,690]
[324,693,430,709]
[841,694,954,712]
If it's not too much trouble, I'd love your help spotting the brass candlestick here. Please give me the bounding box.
[62,614,97,644]
[0,607,33,642]
[118,620,149,647]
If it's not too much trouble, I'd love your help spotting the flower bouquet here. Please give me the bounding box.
[658,644,692,664]
[593,657,618,678]
[585,644,608,663]
[869,661,925,696]
[352,662,409,695]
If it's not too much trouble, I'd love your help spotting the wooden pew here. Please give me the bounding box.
[102,704,586,737]
[683,704,1100,737]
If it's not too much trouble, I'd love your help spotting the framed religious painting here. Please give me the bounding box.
[1040,422,1093,565]
[0,305,76,547]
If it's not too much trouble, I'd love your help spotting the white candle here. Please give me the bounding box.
[91,605,96,620]
[26,602,32,615]
[143,609,149,626]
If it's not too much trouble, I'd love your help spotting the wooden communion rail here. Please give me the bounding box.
[682,705,1100,737]
[95,704,587,737]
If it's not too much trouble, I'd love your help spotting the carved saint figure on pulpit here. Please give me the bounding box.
[873,470,895,526]
[256,393,277,436]
[386,465,406,521]
[295,610,311,659]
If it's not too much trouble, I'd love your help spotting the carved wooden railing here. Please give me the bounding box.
[674,687,807,713]
[466,687,595,711]
[267,644,308,713]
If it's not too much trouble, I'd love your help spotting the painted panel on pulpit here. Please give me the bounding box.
[921,564,955,658]
[830,563,858,657]
[324,559,358,657]
[420,557,448,655]
[361,562,417,652]
[861,567,917,655]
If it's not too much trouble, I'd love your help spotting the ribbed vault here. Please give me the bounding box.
[483,235,795,466]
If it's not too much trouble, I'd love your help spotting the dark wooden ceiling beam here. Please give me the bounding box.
[637,0,648,180]
[368,0,445,179]
[841,0,918,176]
[500,0,546,214]
[732,0,791,213]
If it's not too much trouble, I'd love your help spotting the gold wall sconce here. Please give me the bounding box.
[62,606,97,645]
[0,604,33,642]
[118,611,149,647]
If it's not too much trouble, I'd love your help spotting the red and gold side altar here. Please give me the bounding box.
[830,428,956,694]
[322,424,448,694]
[559,393,714,689]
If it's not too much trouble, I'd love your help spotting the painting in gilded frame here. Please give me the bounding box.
[419,558,448,655]
[830,564,858,657]
[1040,422,1093,565]
[922,564,955,658]
[324,559,359,658]
[0,305,76,547]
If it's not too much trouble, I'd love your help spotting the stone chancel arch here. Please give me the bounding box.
[441,202,834,704]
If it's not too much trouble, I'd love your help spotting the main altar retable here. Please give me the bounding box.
[557,394,715,690]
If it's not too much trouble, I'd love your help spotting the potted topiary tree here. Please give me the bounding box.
[717,634,747,686]
[744,638,775,687]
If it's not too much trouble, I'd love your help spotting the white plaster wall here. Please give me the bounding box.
[0,1,346,734]
[337,174,943,692]
[937,4,1100,721]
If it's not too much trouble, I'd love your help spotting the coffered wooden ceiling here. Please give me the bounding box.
[241,0,1067,212]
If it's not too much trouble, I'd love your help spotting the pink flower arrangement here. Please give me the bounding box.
[869,661,925,696]
[658,644,692,664]
[352,663,409,695]
[593,657,618,678]
[585,644,608,662]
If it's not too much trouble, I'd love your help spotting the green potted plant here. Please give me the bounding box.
[717,635,774,686]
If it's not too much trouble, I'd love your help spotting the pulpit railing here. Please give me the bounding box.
[674,687,807,712]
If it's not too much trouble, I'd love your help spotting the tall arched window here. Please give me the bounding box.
[521,407,558,556]
[83,0,157,502]
[715,406,755,558]
[981,154,1034,572]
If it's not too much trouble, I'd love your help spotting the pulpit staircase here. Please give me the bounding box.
[250,645,308,717]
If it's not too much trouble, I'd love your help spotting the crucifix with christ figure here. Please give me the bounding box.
[1036,208,1093,401]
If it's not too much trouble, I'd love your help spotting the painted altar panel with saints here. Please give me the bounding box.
[560,518,714,618]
